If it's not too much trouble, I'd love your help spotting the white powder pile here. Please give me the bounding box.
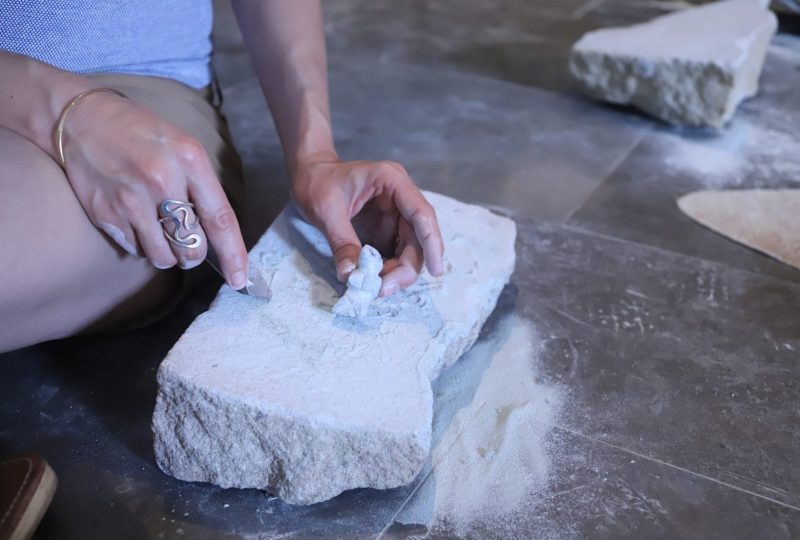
[658,121,799,189]
[394,316,563,538]
[659,122,751,186]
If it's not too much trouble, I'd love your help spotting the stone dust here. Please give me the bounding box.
[393,316,564,538]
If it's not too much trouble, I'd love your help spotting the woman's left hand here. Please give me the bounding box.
[291,151,444,297]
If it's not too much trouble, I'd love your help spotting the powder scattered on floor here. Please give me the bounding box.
[659,124,750,186]
[658,121,799,189]
[656,39,800,189]
[767,33,800,64]
[394,315,563,538]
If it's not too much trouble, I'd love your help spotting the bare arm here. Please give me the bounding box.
[233,0,444,295]
[231,0,333,175]
[0,51,93,158]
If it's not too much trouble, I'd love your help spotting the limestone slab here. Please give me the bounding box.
[151,191,516,505]
[569,0,777,127]
[678,188,800,269]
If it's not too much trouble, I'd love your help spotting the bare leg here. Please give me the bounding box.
[0,126,178,353]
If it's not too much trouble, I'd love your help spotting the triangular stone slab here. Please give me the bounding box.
[569,0,777,126]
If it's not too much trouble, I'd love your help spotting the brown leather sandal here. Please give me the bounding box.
[0,454,57,540]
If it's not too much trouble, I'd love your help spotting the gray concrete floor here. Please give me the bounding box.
[2,1,800,538]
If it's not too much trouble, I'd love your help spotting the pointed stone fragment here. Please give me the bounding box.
[678,189,800,269]
[151,191,516,505]
[569,0,777,127]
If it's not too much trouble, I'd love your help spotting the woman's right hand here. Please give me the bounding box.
[58,89,249,289]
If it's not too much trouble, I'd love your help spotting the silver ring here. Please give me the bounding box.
[158,199,202,249]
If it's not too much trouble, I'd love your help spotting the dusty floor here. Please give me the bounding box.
[2,1,800,538]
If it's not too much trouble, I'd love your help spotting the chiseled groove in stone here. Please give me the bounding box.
[152,191,516,505]
[568,0,777,127]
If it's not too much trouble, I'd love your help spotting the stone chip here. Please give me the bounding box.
[151,191,516,505]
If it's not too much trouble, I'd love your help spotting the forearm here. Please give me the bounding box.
[232,0,335,179]
[0,51,94,159]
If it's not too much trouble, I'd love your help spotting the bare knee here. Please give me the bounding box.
[0,127,171,352]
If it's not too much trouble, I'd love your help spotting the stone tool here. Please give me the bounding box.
[205,246,271,300]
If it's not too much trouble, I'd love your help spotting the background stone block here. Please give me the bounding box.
[569,0,777,126]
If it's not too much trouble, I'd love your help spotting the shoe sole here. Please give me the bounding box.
[8,460,57,540]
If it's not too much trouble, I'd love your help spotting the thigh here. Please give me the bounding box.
[0,126,177,353]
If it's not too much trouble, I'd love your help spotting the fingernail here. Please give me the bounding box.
[382,280,399,297]
[338,260,356,281]
[231,270,247,289]
[432,260,444,276]
[179,258,204,270]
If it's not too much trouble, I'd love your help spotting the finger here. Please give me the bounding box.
[385,176,444,277]
[126,199,178,270]
[157,197,208,270]
[351,198,398,256]
[380,218,424,296]
[319,201,363,283]
[186,164,248,289]
[96,219,140,257]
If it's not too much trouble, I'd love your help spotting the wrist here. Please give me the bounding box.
[28,59,94,159]
[56,88,129,169]
[287,147,339,183]
[281,98,337,180]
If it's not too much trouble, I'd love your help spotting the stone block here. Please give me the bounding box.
[152,191,516,505]
[569,0,777,127]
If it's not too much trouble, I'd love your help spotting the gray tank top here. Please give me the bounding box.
[0,0,213,88]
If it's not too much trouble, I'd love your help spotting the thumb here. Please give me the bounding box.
[320,213,362,283]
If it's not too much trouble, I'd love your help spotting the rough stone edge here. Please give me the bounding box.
[153,371,429,504]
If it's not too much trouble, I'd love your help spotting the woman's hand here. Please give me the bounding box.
[291,151,444,296]
[60,90,249,289]
[232,1,443,295]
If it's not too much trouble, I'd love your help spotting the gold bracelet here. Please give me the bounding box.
[54,87,129,170]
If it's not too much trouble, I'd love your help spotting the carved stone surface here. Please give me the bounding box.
[568,0,777,127]
[151,191,516,505]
